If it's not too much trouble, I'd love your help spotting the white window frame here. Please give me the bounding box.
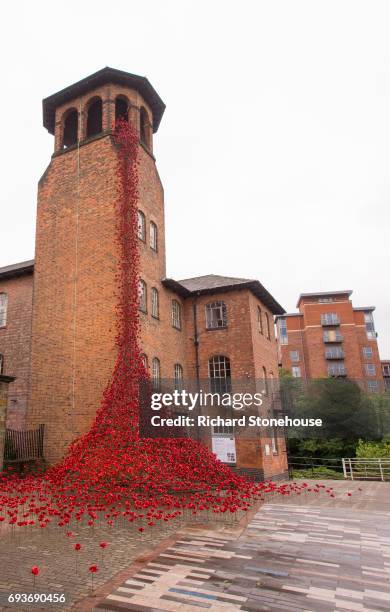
[152,357,160,389]
[151,287,159,319]
[205,301,227,330]
[278,317,288,345]
[291,365,301,378]
[0,293,8,327]
[363,347,373,359]
[138,279,147,313]
[367,380,379,393]
[171,299,181,330]
[149,221,158,251]
[365,363,376,377]
[290,350,299,362]
[137,210,146,241]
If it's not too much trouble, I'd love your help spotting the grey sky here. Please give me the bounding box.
[1,1,389,356]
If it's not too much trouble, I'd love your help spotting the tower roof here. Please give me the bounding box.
[42,67,166,135]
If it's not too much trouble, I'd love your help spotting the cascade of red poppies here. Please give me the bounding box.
[0,120,326,533]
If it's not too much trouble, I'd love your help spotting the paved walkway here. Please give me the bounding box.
[90,482,390,611]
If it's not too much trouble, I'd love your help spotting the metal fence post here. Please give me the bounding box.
[342,458,347,479]
[348,458,354,480]
[379,459,384,482]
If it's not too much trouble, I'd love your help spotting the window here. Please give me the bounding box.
[140,353,148,372]
[257,307,263,334]
[367,380,379,393]
[262,366,268,395]
[138,280,147,313]
[0,354,4,375]
[278,317,288,345]
[208,355,231,393]
[86,98,103,138]
[290,350,299,362]
[321,313,340,325]
[115,96,128,124]
[363,347,373,359]
[171,300,181,330]
[140,107,150,148]
[0,293,8,327]
[137,211,146,241]
[365,363,376,377]
[364,311,376,340]
[323,330,343,342]
[328,362,347,377]
[206,301,227,329]
[383,364,390,377]
[151,288,159,318]
[62,109,78,148]
[152,357,160,390]
[319,297,333,303]
[213,421,234,436]
[174,363,183,389]
[325,347,344,359]
[271,428,278,454]
[291,366,301,378]
[150,222,157,251]
[264,312,271,339]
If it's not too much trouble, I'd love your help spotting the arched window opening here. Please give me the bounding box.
[139,279,147,313]
[115,96,128,124]
[152,357,161,390]
[174,363,183,390]
[265,312,271,339]
[150,221,158,251]
[206,301,227,329]
[0,293,8,327]
[140,107,150,147]
[62,109,78,148]
[137,210,146,241]
[86,98,103,138]
[140,353,148,374]
[262,366,268,395]
[151,288,159,319]
[171,300,181,330]
[257,306,263,334]
[208,355,231,393]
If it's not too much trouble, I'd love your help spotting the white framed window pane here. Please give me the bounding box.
[0,293,8,327]
[290,350,299,362]
[150,222,157,251]
[138,280,147,312]
[291,366,301,378]
[151,288,159,318]
[365,363,376,376]
[152,358,160,389]
[137,211,145,241]
[171,300,181,329]
[205,301,227,329]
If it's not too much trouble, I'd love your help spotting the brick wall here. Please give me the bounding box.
[0,273,33,428]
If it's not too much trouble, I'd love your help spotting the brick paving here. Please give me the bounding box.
[91,481,390,611]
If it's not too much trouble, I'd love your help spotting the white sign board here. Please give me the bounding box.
[212,436,236,464]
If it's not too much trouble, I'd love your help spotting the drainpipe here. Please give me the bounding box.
[192,295,200,386]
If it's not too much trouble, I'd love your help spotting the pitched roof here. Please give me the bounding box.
[42,67,166,135]
[162,274,285,315]
[0,260,34,280]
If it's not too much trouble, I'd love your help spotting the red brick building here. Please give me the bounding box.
[0,68,287,480]
[276,290,383,392]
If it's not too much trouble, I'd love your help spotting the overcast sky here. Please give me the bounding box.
[1,1,389,356]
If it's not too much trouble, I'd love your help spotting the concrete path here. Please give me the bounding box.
[90,481,390,611]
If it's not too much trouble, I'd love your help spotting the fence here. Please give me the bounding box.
[342,457,390,481]
[4,424,45,463]
[288,456,343,479]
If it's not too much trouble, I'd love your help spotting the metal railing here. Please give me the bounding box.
[288,456,344,479]
[342,457,390,481]
[4,424,45,463]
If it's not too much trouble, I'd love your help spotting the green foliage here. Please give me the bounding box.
[356,439,390,459]
[292,466,344,480]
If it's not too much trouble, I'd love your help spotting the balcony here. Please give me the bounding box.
[328,364,347,377]
[325,348,345,360]
[323,331,343,343]
[321,314,340,326]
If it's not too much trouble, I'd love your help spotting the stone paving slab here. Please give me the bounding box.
[92,482,390,611]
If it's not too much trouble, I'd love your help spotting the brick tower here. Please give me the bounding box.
[27,68,170,463]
